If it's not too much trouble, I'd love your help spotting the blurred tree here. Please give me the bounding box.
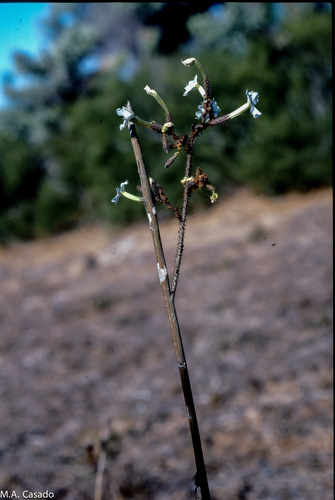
[0,3,331,241]
[2,4,101,153]
[174,3,332,195]
[0,3,102,240]
[187,3,278,54]
[234,5,332,194]
[4,6,99,109]
[0,130,44,240]
[139,2,219,54]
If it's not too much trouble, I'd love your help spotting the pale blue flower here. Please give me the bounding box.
[195,99,221,122]
[245,90,262,119]
[116,107,134,130]
[116,105,152,130]
[211,100,221,116]
[195,104,204,120]
[111,180,129,204]
[111,180,142,204]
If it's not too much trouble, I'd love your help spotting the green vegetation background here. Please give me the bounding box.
[0,4,332,241]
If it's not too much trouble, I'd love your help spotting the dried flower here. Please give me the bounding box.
[161,122,174,133]
[210,191,218,203]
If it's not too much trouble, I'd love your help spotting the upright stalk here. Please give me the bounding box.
[172,130,200,296]
[127,102,211,500]
[171,175,191,296]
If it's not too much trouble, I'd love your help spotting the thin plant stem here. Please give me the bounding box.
[171,177,191,296]
[171,146,194,295]
[94,444,106,500]
[126,102,212,500]
[171,132,197,296]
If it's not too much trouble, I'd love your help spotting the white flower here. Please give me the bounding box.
[183,74,206,97]
[245,89,262,119]
[111,180,129,204]
[195,99,221,122]
[144,85,155,96]
[181,57,207,82]
[116,107,134,130]
[181,58,196,67]
[183,75,197,95]
[183,74,197,95]
[144,85,170,115]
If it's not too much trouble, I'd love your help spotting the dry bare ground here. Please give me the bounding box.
[0,188,332,500]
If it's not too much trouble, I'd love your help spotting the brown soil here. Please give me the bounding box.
[0,188,332,500]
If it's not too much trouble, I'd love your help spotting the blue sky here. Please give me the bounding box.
[0,2,50,108]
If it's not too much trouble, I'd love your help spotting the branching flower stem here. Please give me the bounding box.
[171,128,201,296]
[126,101,211,500]
[171,150,192,296]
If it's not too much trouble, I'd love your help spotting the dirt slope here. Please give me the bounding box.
[0,188,332,499]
